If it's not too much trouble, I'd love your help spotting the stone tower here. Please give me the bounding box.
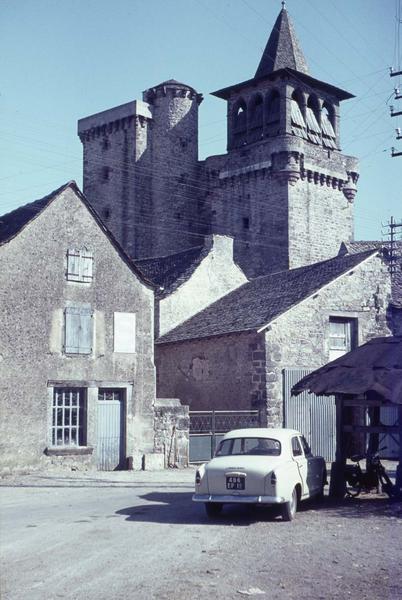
[204,5,359,278]
[78,6,358,276]
[78,80,204,259]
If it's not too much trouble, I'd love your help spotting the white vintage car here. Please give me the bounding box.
[193,428,327,521]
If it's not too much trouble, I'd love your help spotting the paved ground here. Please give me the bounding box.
[1,467,401,600]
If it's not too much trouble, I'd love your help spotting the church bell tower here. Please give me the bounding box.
[205,4,359,278]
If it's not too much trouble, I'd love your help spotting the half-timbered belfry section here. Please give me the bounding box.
[292,336,402,498]
[78,5,360,279]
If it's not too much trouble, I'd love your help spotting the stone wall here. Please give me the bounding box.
[153,398,189,467]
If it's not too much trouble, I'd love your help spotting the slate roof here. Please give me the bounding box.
[157,250,378,344]
[292,336,402,404]
[0,181,155,289]
[255,7,309,77]
[134,238,213,298]
[0,182,69,245]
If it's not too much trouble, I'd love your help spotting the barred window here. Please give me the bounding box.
[52,388,86,447]
[66,248,93,283]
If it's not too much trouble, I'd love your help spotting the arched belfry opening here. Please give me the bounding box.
[322,102,337,149]
[265,89,280,137]
[306,94,321,144]
[290,90,307,139]
[249,94,264,142]
[233,99,247,147]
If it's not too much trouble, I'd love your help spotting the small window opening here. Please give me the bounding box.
[103,208,111,219]
[102,138,110,150]
[243,217,250,230]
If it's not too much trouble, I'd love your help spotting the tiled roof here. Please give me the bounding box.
[0,181,155,289]
[255,7,309,77]
[157,250,377,344]
[134,239,213,298]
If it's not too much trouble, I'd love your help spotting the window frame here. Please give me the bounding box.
[51,387,87,448]
[329,317,357,361]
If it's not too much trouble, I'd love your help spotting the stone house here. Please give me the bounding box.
[155,250,392,426]
[0,182,158,474]
[134,234,247,337]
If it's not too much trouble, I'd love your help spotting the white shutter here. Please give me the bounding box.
[81,250,93,282]
[114,312,136,353]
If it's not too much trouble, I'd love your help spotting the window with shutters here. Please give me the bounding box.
[66,248,93,283]
[329,317,357,361]
[64,306,93,354]
[52,388,87,446]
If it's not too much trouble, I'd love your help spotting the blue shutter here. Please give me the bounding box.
[65,307,93,354]
[79,307,93,353]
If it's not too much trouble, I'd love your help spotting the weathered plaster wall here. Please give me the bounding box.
[0,187,156,473]
[262,254,392,426]
[159,236,247,335]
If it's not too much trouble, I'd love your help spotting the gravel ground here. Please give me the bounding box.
[0,467,401,600]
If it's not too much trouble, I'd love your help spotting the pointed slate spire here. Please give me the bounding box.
[255,6,309,78]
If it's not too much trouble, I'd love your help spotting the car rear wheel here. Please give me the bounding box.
[281,487,297,521]
[205,502,223,518]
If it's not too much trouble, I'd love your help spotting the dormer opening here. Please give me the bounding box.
[322,102,337,149]
[306,95,321,145]
[265,89,280,137]
[249,94,264,142]
[233,99,247,147]
[291,90,307,140]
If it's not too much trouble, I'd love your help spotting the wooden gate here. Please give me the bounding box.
[97,389,125,470]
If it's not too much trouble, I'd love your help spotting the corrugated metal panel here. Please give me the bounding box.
[97,393,123,471]
[284,368,336,462]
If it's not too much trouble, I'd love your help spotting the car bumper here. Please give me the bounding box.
[193,493,286,504]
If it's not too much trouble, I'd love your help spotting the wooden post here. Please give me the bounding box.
[396,405,402,495]
[330,396,346,498]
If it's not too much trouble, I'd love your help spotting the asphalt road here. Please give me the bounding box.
[1,469,401,600]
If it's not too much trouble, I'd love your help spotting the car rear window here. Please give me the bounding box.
[215,437,281,457]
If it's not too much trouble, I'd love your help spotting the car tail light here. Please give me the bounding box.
[270,471,277,486]
[195,470,201,485]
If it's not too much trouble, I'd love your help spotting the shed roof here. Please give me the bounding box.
[0,181,155,289]
[157,249,377,344]
[292,336,402,404]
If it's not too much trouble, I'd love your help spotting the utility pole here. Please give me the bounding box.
[390,0,402,157]
[384,217,402,276]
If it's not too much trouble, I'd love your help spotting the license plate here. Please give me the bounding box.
[226,476,245,490]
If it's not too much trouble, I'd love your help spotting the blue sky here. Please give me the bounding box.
[0,0,401,240]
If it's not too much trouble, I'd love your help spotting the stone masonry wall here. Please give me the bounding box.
[153,398,189,467]
[156,332,260,412]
